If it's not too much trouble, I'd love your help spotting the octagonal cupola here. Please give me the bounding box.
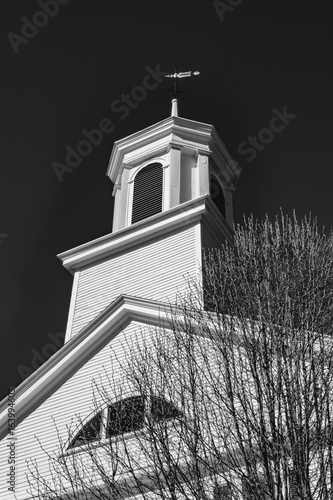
[107,99,241,232]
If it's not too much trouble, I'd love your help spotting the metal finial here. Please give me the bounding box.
[164,65,200,99]
[171,98,178,117]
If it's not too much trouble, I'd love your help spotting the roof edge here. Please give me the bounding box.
[0,295,175,439]
[58,196,211,274]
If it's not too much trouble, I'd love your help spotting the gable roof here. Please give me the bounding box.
[0,295,175,440]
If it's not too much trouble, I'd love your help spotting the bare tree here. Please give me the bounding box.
[29,214,333,500]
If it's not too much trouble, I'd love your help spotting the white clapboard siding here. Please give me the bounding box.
[0,322,156,499]
[70,225,199,338]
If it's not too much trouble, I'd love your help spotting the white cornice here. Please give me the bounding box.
[107,116,241,188]
[107,116,213,177]
[58,196,214,274]
[0,295,177,440]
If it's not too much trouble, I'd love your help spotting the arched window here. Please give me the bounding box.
[69,412,102,448]
[68,396,181,449]
[210,174,225,218]
[107,396,145,438]
[131,163,163,224]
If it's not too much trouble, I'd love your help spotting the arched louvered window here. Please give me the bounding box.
[68,396,181,449]
[131,162,163,224]
[210,174,225,218]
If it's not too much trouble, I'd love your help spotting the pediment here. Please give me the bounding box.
[0,295,173,439]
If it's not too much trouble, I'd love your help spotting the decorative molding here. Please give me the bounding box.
[0,295,178,439]
[58,196,213,274]
[107,116,240,190]
[64,271,80,343]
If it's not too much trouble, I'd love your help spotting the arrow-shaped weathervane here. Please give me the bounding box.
[164,67,200,98]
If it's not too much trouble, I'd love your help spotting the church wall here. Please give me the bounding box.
[201,224,218,253]
[0,321,156,500]
[70,224,199,339]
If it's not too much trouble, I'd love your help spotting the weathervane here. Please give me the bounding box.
[164,66,200,98]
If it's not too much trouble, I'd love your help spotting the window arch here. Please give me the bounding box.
[69,412,102,449]
[107,395,145,438]
[131,162,163,224]
[210,174,225,218]
[68,396,181,449]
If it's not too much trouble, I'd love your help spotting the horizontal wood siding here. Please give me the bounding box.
[0,322,155,499]
[70,225,198,338]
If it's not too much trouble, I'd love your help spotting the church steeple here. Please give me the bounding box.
[0,84,243,500]
[107,101,240,233]
[59,97,241,343]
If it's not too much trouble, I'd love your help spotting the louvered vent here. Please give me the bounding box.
[210,174,225,218]
[131,163,163,224]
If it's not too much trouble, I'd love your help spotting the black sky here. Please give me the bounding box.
[0,0,332,400]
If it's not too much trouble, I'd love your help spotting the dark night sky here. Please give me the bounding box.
[0,0,332,401]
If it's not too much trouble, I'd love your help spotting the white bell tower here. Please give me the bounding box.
[59,99,241,342]
[108,99,240,233]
